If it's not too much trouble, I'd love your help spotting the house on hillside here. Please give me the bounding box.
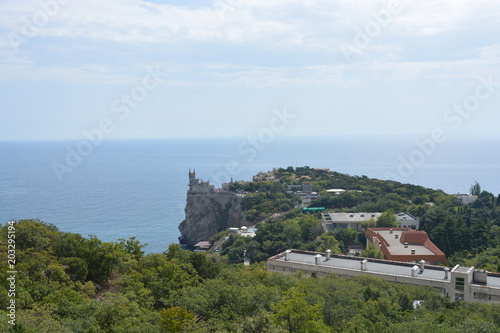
[365,227,446,265]
[453,193,478,205]
[287,184,318,204]
[321,212,419,232]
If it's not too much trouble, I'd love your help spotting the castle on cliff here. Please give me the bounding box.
[188,169,216,194]
[180,170,246,246]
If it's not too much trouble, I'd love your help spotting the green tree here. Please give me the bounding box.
[376,210,398,228]
[470,219,490,250]
[188,252,220,279]
[334,228,358,245]
[360,244,384,259]
[316,234,341,253]
[420,206,452,233]
[297,215,323,242]
[283,220,302,246]
[60,257,88,282]
[362,218,377,231]
[13,305,73,333]
[12,219,60,252]
[160,306,197,333]
[272,287,329,333]
[117,237,146,260]
[470,181,481,196]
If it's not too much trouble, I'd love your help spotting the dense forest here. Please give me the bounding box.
[1,167,499,332]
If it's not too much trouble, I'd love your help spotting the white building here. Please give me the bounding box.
[267,249,500,304]
[326,189,345,195]
[453,194,478,205]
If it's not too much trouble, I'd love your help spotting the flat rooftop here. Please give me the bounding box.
[325,213,381,223]
[270,251,500,290]
[273,251,448,282]
[376,230,435,256]
[324,213,418,223]
[455,266,472,273]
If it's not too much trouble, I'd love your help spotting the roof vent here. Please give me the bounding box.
[444,267,450,280]
[325,249,331,260]
[285,250,291,261]
[389,229,393,234]
[419,260,426,273]
[411,265,419,277]
[395,234,399,239]
[315,254,322,265]
[411,249,416,255]
[360,259,367,271]
[404,242,408,248]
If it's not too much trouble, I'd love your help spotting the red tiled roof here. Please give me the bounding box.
[400,230,429,245]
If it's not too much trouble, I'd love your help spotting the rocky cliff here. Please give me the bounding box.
[178,170,246,246]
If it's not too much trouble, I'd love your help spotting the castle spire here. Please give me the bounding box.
[189,168,196,181]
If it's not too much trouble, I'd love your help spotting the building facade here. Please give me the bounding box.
[267,249,500,304]
[321,212,419,232]
[453,194,478,205]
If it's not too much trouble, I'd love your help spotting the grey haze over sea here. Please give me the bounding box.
[1,135,499,253]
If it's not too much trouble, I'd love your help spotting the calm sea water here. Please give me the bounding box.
[1,135,499,253]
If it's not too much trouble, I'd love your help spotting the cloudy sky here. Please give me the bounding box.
[1,0,499,140]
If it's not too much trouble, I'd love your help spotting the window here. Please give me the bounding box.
[433,287,445,295]
[473,292,489,300]
[455,277,465,291]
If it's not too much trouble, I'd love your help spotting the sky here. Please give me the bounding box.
[1,0,499,141]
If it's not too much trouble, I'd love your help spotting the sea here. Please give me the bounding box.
[1,135,499,253]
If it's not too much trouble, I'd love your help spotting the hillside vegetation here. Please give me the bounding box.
[1,219,500,332]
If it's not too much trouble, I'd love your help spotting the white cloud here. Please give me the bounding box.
[0,0,499,86]
[0,0,493,45]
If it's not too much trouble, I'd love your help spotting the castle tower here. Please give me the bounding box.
[188,169,200,192]
[188,169,215,193]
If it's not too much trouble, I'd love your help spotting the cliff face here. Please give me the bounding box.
[178,192,246,246]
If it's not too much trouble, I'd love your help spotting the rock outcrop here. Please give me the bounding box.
[178,170,246,247]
